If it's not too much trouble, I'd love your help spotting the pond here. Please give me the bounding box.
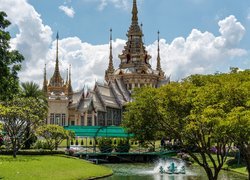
[101,161,247,180]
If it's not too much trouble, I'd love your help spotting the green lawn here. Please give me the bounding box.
[0,155,112,180]
[191,154,248,176]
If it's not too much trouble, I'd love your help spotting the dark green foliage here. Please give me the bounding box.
[98,138,113,153]
[75,139,78,146]
[115,139,130,153]
[36,125,74,151]
[80,139,84,146]
[0,149,64,155]
[123,70,250,180]
[33,140,51,150]
[0,11,24,101]
[0,96,48,157]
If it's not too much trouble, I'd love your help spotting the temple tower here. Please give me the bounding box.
[105,0,168,90]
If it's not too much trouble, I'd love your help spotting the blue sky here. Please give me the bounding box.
[1,0,250,90]
[27,0,250,46]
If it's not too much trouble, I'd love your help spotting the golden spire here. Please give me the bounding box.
[55,32,59,75]
[68,64,73,96]
[66,68,69,85]
[43,63,48,93]
[156,31,162,71]
[49,32,64,87]
[132,0,138,25]
[105,28,115,82]
[156,31,165,78]
[118,0,151,70]
[108,28,114,72]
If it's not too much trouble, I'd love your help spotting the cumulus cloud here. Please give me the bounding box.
[59,5,75,18]
[53,14,247,89]
[147,15,246,80]
[0,0,248,91]
[45,37,126,90]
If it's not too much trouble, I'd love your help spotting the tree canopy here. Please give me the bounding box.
[0,96,48,157]
[123,70,250,180]
[36,124,75,151]
[0,11,24,101]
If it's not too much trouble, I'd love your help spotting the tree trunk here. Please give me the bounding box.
[13,141,17,158]
[238,143,250,179]
[204,166,217,180]
[24,123,31,149]
[13,148,17,158]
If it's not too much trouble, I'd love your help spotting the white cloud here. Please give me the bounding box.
[218,15,245,47]
[59,5,75,18]
[0,0,248,91]
[147,15,247,80]
[0,0,53,84]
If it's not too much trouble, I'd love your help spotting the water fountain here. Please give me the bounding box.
[155,159,186,175]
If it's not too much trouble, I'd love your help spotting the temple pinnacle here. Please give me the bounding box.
[157,30,162,72]
[132,0,138,25]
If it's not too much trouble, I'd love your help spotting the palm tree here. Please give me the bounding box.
[20,82,47,149]
[21,82,43,98]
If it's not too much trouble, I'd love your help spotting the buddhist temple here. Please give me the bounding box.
[43,0,170,126]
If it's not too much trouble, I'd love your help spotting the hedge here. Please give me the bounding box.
[0,150,65,155]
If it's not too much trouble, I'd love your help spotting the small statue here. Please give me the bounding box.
[159,166,165,174]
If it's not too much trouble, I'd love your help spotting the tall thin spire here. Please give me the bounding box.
[132,0,138,25]
[55,32,59,75]
[43,64,48,93]
[156,31,162,71]
[68,64,73,96]
[49,32,64,87]
[156,31,165,78]
[105,28,115,82]
[108,28,114,72]
[66,68,69,85]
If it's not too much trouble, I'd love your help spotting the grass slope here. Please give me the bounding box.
[0,155,112,180]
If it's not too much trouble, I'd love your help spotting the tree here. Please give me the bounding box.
[123,87,162,149]
[123,70,250,180]
[0,96,47,157]
[36,125,75,151]
[0,123,3,147]
[228,107,250,179]
[0,11,24,101]
[20,82,47,149]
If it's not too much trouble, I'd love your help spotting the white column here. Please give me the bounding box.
[84,112,88,126]
[92,111,95,126]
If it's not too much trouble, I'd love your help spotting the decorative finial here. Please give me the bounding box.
[157,30,162,72]
[68,64,73,95]
[132,0,138,24]
[43,63,48,93]
[56,32,59,74]
[158,30,160,42]
[66,68,69,84]
[56,31,59,40]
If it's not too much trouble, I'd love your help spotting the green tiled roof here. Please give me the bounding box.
[64,126,133,138]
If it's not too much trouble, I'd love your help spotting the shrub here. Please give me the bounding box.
[33,140,51,150]
[98,138,113,153]
[0,149,64,155]
[115,139,130,153]
[80,139,84,146]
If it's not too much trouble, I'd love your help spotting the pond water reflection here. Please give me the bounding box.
[101,163,247,180]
